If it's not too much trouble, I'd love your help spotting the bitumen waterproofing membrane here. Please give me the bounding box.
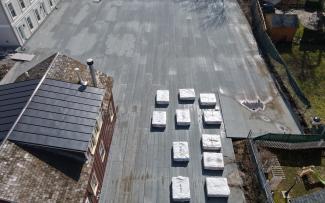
[13,0,303,202]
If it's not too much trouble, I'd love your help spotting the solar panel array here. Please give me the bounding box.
[0,79,40,141]
[0,79,105,153]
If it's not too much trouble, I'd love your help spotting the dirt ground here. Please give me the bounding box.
[0,58,15,81]
[233,140,267,203]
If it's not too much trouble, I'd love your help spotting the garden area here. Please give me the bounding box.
[259,147,325,202]
[275,22,325,127]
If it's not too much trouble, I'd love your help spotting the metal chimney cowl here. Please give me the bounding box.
[86,58,98,87]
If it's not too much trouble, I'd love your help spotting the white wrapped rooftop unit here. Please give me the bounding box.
[206,177,230,197]
[152,111,167,127]
[203,152,224,170]
[202,134,221,151]
[173,142,190,162]
[156,90,169,105]
[176,109,191,126]
[179,89,195,101]
[199,93,217,106]
[203,110,222,125]
[172,176,191,202]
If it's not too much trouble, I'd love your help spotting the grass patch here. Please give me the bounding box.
[275,24,325,126]
[270,149,325,202]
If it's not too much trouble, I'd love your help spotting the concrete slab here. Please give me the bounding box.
[172,176,191,202]
[173,141,190,162]
[199,93,217,106]
[203,110,222,125]
[179,89,196,101]
[202,134,222,151]
[206,177,230,197]
[156,90,169,105]
[152,111,167,128]
[203,152,224,170]
[176,109,191,126]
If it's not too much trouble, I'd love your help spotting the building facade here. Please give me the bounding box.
[85,97,117,203]
[0,0,59,47]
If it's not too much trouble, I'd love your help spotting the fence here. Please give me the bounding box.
[254,132,325,143]
[247,131,275,203]
[250,0,311,108]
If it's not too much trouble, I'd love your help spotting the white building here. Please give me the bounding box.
[0,0,59,47]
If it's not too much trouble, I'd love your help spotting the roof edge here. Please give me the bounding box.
[0,52,60,152]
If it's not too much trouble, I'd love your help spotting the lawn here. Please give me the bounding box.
[271,149,325,202]
[275,24,325,126]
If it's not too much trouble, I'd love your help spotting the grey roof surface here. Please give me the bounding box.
[0,78,105,152]
[18,0,301,202]
[0,79,39,140]
[291,189,325,203]
[271,14,299,28]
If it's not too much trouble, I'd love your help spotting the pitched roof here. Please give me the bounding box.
[7,78,105,153]
[0,79,40,140]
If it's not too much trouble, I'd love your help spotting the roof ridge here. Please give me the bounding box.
[0,52,60,152]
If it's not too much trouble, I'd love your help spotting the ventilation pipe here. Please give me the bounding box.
[74,68,87,86]
[86,58,97,87]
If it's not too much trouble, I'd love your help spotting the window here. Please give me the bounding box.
[26,17,33,29]
[34,9,41,21]
[89,119,102,154]
[7,3,17,18]
[19,0,26,9]
[40,2,46,14]
[18,25,26,40]
[99,141,105,162]
[90,173,98,194]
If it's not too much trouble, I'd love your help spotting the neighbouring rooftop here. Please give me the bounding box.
[0,53,113,202]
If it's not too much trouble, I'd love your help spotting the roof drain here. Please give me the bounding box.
[240,99,265,112]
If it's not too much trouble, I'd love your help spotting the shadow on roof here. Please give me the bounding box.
[18,144,84,181]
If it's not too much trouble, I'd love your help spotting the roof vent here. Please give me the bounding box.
[86,58,97,87]
[74,68,88,86]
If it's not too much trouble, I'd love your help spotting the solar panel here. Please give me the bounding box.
[40,84,104,101]
[0,79,39,91]
[36,90,102,106]
[2,79,105,152]
[9,131,89,152]
[0,79,39,142]
[43,79,105,95]
[24,109,96,126]
[27,102,99,119]
[14,124,91,142]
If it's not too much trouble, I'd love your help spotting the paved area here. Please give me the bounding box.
[14,0,302,202]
